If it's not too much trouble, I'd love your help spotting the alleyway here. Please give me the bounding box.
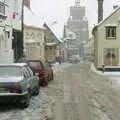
[0,62,120,120]
[48,62,120,120]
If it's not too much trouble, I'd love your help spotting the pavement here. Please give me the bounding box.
[90,63,120,87]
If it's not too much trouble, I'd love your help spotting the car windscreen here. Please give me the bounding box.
[0,66,22,77]
[29,61,42,69]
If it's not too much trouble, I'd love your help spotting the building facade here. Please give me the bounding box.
[92,6,120,68]
[24,25,45,60]
[0,0,22,63]
[44,23,60,62]
[24,6,45,60]
[0,0,13,63]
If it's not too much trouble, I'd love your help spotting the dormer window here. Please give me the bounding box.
[106,26,116,39]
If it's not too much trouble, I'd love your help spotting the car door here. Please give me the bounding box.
[26,66,38,89]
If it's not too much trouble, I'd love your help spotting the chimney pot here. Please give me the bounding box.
[98,0,104,23]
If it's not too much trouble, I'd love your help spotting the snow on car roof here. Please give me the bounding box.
[0,63,27,67]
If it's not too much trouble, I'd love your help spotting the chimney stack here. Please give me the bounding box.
[23,0,30,9]
[98,0,104,23]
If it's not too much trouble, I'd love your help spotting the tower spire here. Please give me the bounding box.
[75,0,80,6]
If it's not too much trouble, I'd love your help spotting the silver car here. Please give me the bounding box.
[0,63,40,108]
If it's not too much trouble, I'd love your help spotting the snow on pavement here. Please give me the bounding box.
[90,63,120,87]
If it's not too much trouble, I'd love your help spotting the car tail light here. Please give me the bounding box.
[11,83,22,93]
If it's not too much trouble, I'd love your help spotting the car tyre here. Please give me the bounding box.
[20,93,30,109]
[43,80,48,87]
[34,86,40,96]
[50,74,54,81]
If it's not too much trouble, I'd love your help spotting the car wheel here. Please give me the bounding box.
[42,80,48,87]
[34,86,40,96]
[48,75,51,81]
[50,74,54,81]
[20,93,30,109]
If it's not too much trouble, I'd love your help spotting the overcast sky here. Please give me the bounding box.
[31,0,120,38]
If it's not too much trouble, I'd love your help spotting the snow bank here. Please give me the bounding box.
[90,63,120,87]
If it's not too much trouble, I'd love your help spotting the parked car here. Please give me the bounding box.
[69,55,81,63]
[28,60,54,86]
[0,63,40,108]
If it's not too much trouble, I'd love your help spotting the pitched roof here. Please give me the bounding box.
[96,6,120,27]
[44,22,62,43]
[24,6,45,29]
[92,6,120,35]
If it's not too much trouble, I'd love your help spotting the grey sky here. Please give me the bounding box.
[31,0,120,38]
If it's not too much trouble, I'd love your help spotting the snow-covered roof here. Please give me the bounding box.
[44,22,61,43]
[24,6,62,43]
[92,6,120,35]
[24,6,45,29]
[93,6,120,29]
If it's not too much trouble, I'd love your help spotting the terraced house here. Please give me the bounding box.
[24,6,45,60]
[44,23,60,63]
[92,6,120,69]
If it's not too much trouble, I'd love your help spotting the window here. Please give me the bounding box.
[104,48,119,66]
[5,31,9,49]
[106,26,116,39]
[0,66,22,77]
[0,34,4,49]
[23,67,30,79]
[13,0,18,13]
[0,2,5,15]
[29,61,43,69]
[26,66,34,77]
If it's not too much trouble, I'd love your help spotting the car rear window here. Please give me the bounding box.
[29,61,42,69]
[0,66,22,77]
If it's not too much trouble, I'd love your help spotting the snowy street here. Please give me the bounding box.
[0,62,120,120]
[48,62,120,120]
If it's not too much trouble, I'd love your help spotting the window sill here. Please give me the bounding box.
[106,37,116,40]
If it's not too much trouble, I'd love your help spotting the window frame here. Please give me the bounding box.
[26,66,34,77]
[105,26,116,39]
[0,2,5,15]
[23,67,30,79]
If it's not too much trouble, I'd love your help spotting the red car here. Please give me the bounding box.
[28,60,54,86]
